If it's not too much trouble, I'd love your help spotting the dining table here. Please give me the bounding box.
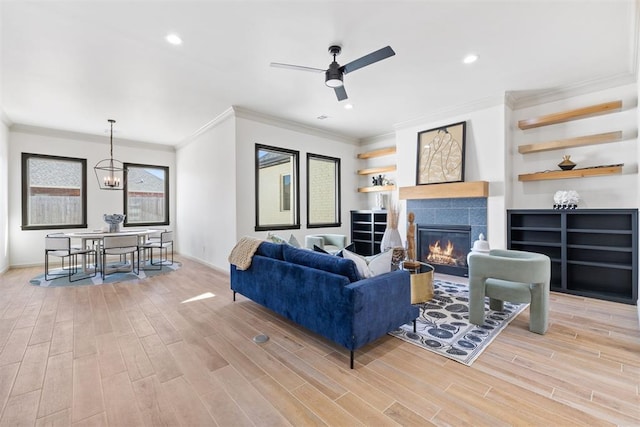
[63,228,164,272]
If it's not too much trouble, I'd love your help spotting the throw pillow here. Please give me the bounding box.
[342,249,393,279]
[288,234,301,248]
[313,244,329,254]
[266,232,287,245]
[335,242,356,258]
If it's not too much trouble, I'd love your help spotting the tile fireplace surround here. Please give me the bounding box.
[407,197,487,244]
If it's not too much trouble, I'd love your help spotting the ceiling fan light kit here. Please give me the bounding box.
[271,44,395,101]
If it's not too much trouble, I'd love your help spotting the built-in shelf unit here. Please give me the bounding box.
[350,210,387,256]
[508,209,638,305]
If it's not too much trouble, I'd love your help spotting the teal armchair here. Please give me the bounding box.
[305,234,347,254]
[468,249,551,334]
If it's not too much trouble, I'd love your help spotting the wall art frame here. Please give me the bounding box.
[416,121,466,185]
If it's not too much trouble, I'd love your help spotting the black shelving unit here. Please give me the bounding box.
[350,210,387,256]
[508,209,638,305]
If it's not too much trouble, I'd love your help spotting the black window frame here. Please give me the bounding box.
[306,152,341,229]
[21,152,88,230]
[123,163,170,227]
[255,143,300,231]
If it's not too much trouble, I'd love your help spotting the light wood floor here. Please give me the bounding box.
[0,256,638,426]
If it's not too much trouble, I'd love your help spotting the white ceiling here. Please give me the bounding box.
[1,0,637,146]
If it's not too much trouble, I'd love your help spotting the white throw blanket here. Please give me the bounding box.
[228,237,264,270]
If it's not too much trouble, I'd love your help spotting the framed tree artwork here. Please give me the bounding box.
[416,121,466,185]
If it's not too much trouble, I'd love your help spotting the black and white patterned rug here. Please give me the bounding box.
[389,279,527,366]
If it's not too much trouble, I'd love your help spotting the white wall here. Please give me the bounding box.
[8,127,176,266]
[392,104,507,249]
[511,83,638,209]
[234,111,361,249]
[175,111,237,271]
[0,119,8,273]
[175,108,362,271]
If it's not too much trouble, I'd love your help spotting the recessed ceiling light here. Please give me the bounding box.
[463,54,478,64]
[165,33,182,45]
[344,104,353,110]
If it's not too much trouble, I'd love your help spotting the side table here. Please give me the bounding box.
[401,261,434,304]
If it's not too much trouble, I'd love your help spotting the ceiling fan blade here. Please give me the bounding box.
[341,46,395,74]
[270,62,325,73]
[334,85,348,101]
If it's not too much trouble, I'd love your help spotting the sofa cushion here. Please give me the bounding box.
[282,244,360,283]
[256,241,284,260]
[343,249,393,279]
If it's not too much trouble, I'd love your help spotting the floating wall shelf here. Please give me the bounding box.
[517,100,622,130]
[518,165,623,182]
[399,181,488,200]
[517,131,623,154]
[358,185,396,193]
[357,165,397,175]
[357,147,396,159]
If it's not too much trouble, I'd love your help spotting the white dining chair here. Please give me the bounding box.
[45,234,97,282]
[101,235,139,279]
[139,230,173,270]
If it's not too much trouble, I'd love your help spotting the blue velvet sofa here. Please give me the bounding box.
[230,241,419,368]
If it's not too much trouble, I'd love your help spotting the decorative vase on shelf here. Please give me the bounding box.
[558,155,576,171]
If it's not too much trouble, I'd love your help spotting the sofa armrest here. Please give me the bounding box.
[346,270,419,350]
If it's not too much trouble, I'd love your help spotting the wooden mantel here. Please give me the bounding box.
[399,181,489,200]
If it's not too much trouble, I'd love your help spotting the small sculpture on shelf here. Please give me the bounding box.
[558,155,576,171]
[553,190,580,210]
[372,174,386,186]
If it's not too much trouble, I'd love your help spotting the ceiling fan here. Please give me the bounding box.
[270,45,395,101]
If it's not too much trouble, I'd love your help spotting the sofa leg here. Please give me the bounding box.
[350,351,354,369]
[413,319,417,333]
[233,291,236,302]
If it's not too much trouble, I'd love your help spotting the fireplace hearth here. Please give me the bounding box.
[417,225,471,277]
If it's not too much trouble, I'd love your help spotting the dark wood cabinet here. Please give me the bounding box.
[508,209,638,304]
[350,210,387,256]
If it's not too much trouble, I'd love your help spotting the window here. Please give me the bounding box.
[123,163,169,227]
[307,153,341,228]
[21,153,87,230]
[255,144,300,231]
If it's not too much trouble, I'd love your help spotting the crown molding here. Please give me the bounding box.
[176,106,360,149]
[175,106,236,149]
[508,73,637,110]
[359,131,396,146]
[232,106,360,145]
[0,110,12,127]
[9,123,175,152]
[393,95,506,131]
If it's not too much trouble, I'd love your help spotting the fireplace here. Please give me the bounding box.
[417,225,471,277]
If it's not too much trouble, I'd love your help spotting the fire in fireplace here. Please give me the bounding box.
[417,225,471,277]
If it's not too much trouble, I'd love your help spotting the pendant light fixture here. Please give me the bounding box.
[94,119,125,190]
